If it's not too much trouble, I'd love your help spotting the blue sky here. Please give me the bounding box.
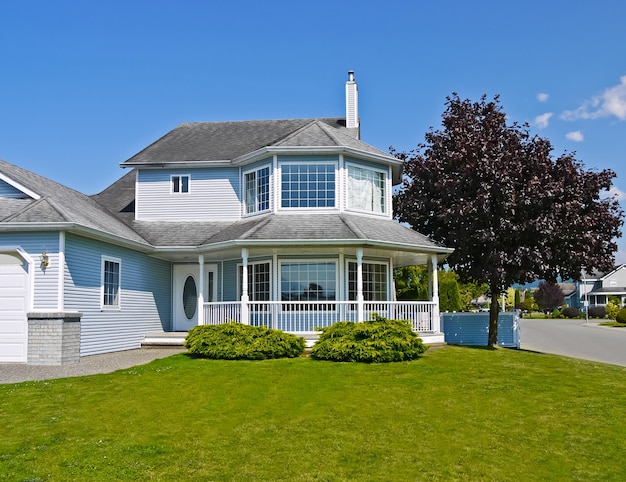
[1,0,625,262]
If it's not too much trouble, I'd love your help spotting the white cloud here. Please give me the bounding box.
[561,75,626,121]
[566,130,584,142]
[607,186,626,200]
[534,112,553,128]
[537,93,549,102]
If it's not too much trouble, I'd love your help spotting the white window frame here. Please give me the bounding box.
[171,174,190,194]
[346,259,389,303]
[346,163,387,214]
[237,260,272,301]
[101,255,121,310]
[243,165,271,215]
[279,259,338,311]
[279,161,337,210]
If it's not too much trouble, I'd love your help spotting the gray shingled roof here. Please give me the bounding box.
[121,118,396,166]
[88,207,443,251]
[0,160,148,244]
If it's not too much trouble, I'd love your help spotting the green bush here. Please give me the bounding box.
[616,308,626,324]
[551,308,562,319]
[184,323,305,360]
[310,314,427,363]
[561,307,580,318]
[606,301,619,320]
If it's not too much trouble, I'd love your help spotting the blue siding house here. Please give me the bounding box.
[0,72,453,364]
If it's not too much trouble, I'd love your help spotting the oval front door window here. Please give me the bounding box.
[182,276,198,320]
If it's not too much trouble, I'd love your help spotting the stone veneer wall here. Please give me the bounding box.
[27,312,82,365]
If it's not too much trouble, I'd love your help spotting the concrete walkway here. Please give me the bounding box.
[520,318,626,367]
[0,347,186,384]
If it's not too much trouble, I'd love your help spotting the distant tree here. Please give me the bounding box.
[521,294,538,313]
[534,281,565,311]
[458,279,489,311]
[439,270,462,312]
[505,288,516,310]
[394,94,623,346]
[514,289,521,309]
[394,266,429,301]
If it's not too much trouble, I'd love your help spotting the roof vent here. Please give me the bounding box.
[345,70,360,139]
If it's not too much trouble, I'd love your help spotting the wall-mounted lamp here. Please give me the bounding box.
[40,252,49,270]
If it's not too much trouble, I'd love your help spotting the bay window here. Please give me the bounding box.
[281,164,335,208]
[347,165,386,213]
[244,166,270,214]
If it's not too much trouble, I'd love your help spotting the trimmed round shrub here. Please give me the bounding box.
[561,307,580,318]
[311,314,427,363]
[588,306,606,319]
[184,323,305,360]
[616,308,626,324]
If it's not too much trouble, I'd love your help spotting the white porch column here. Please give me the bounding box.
[241,248,250,325]
[357,248,364,322]
[197,254,205,325]
[430,254,440,332]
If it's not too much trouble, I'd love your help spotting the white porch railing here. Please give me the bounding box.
[202,300,436,333]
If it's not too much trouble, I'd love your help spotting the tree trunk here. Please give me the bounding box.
[488,287,500,347]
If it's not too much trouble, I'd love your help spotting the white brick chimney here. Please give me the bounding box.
[345,70,360,139]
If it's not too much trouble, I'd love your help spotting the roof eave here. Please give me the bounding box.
[121,160,233,169]
[233,146,401,167]
[0,223,153,253]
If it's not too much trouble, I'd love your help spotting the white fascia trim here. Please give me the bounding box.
[233,146,401,167]
[0,173,41,200]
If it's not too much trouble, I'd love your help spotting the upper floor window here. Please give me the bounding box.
[281,164,335,208]
[347,165,385,213]
[244,166,270,214]
[172,175,190,194]
[102,256,121,309]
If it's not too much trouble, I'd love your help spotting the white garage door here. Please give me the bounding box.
[0,252,30,363]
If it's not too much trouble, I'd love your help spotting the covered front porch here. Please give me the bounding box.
[187,246,446,343]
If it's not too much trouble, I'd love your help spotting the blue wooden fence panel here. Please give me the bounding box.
[441,312,520,348]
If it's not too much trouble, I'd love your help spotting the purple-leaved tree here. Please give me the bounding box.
[393,94,623,346]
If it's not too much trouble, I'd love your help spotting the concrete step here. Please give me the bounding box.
[142,332,187,347]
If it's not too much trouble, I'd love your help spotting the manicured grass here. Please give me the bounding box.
[2,347,626,481]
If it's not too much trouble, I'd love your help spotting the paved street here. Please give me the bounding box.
[520,317,626,367]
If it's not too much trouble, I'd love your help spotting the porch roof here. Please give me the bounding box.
[588,287,626,296]
[138,213,452,264]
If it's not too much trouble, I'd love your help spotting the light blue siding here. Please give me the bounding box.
[441,312,521,348]
[222,259,239,301]
[136,168,240,221]
[0,231,60,310]
[64,234,172,356]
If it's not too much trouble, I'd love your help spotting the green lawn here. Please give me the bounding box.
[1,347,625,481]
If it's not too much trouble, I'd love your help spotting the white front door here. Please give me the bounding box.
[0,252,30,363]
[173,264,217,331]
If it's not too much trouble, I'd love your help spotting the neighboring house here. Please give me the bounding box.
[0,72,453,364]
[574,265,626,308]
